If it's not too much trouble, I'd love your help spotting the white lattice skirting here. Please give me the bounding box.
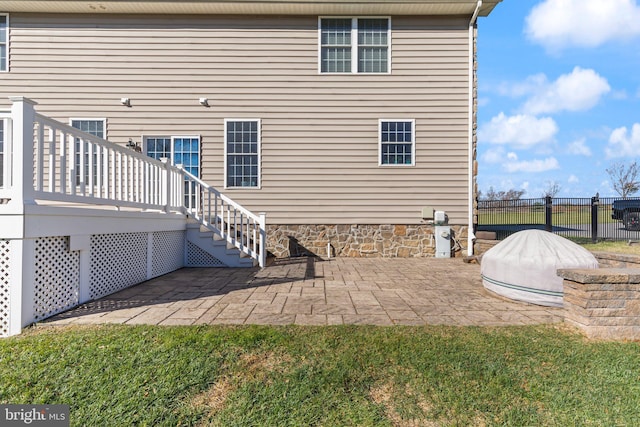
[34,237,80,320]
[0,239,10,337]
[1,230,187,337]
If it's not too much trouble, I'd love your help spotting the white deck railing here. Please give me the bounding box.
[182,168,266,267]
[0,96,266,267]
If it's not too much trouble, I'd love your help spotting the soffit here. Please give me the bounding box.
[0,1,502,17]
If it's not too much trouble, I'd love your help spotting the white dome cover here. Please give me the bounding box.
[481,230,598,307]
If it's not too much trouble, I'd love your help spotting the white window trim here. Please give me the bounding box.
[318,16,391,75]
[0,14,9,73]
[378,119,416,167]
[69,118,108,140]
[224,118,262,190]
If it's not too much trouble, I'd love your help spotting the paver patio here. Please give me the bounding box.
[46,257,564,327]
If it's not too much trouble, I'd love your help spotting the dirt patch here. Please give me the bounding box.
[192,377,233,416]
[238,351,292,383]
[191,351,293,425]
[369,382,440,427]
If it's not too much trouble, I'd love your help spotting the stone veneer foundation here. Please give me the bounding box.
[266,224,468,259]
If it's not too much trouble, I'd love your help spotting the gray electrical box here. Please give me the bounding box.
[435,226,451,258]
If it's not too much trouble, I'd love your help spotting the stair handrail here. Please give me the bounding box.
[177,165,266,268]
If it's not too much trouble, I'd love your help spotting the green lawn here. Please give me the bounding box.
[2,324,639,426]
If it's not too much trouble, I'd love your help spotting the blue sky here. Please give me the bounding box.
[476,0,640,198]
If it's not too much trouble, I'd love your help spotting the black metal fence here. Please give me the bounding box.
[477,195,640,242]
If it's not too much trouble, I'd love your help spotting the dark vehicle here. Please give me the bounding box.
[611,199,640,231]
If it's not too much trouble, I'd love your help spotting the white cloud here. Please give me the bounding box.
[497,73,547,98]
[605,123,640,158]
[507,152,518,160]
[479,113,558,148]
[567,138,592,156]
[481,147,505,164]
[504,157,560,173]
[611,90,628,100]
[525,0,640,51]
[568,175,580,184]
[522,67,610,115]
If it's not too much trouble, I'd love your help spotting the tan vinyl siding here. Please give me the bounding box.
[0,13,471,224]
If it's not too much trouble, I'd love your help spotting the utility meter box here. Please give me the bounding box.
[435,226,451,258]
[434,210,448,225]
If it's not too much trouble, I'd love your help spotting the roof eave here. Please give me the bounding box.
[0,0,502,17]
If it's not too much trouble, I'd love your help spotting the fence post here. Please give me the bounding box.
[591,194,599,243]
[545,195,552,232]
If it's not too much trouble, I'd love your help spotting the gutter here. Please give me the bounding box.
[467,0,482,256]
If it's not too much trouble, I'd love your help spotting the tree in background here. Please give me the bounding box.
[606,161,639,198]
[478,186,526,201]
[542,180,561,198]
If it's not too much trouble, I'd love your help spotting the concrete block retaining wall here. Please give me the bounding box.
[266,224,468,259]
[558,268,640,340]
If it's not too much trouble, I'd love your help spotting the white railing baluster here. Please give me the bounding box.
[35,121,44,192]
[47,125,56,192]
[102,145,108,199]
[69,133,76,196]
[78,137,86,195]
[59,131,67,194]
[88,141,94,196]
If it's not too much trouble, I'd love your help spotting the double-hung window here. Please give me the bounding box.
[320,17,390,73]
[225,119,260,188]
[0,15,7,72]
[379,120,415,166]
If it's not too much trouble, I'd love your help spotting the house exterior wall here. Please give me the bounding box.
[0,13,472,228]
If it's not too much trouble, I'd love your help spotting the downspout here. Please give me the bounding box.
[467,0,482,256]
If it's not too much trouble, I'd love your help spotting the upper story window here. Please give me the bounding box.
[379,120,415,166]
[320,17,390,74]
[0,15,7,72]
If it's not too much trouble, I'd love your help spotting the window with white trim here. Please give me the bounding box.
[379,120,415,166]
[225,119,260,188]
[0,15,7,72]
[320,17,390,73]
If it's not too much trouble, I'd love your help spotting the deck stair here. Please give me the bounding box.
[185,219,256,267]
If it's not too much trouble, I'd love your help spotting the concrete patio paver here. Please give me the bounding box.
[45,257,564,327]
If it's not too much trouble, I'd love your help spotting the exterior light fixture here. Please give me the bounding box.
[126,138,141,152]
[199,97,209,107]
[120,97,131,107]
